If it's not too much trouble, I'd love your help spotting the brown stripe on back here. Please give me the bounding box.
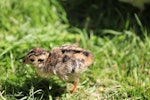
[61,49,82,54]
[61,49,90,57]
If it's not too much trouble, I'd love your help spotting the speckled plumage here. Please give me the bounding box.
[23,44,94,92]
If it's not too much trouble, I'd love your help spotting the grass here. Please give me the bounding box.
[0,0,150,99]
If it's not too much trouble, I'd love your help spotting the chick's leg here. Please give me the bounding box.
[70,78,79,93]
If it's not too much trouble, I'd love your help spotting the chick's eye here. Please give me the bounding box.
[38,59,44,62]
[30,58,35,62]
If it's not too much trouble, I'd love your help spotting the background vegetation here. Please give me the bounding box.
[0,0,150,99]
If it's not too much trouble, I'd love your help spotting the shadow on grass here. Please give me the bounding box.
[59,0,138,32]
[2,76,66,99]
[59,0,150,36]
